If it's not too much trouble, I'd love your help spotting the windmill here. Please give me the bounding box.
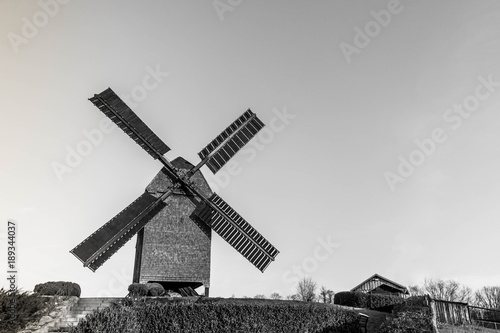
[70,88,279,296]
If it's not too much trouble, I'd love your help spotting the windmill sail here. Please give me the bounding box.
[70,191,168,271]
[89,88,170,159]
[198,110,264,174]
[194,193,279,272]
[73,88,281,275]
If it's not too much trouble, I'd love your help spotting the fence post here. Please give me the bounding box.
[428,295,439,333]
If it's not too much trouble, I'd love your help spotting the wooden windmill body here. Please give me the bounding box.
[133,158,213,295]
[70,88,279,296]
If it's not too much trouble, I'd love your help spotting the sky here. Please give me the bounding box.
[1,0,500,298]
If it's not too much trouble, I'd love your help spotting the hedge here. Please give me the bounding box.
[334,291,404,310]
[0,288,53,333]
[376,297,433,333]
[145,283,165,296]
[70,298,361,333]
[33,281,81,297]
[376,309,433,333]
[128,283,148,297]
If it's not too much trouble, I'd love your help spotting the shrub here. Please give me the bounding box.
[70,298,361,333]
[333,291,404,310]
[392,296,429,312]
[376,296,434,333]
[334,291,366,307]
[128,283,148,297]
[369,293,406,310]
[34,281,81,297]
[0,288,53,333]
[376,310,433,333]
[145,283,164,297]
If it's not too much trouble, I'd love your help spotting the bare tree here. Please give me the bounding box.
[254,294,266,299]
[419,279,472,303]
[474,286,500,309]
[408,285,425,296]
[270,292,282,300]
[319,286,334,303]
[296,277,317,302]
[286,294,298,301]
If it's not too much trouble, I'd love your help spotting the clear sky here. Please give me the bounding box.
[1,0,500,298]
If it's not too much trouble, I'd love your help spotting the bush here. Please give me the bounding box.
[392,296,429,312]
[0,288,53,333]
[70,298,361,333]
[128,283,148,297]
[376,310,433,333]
[334,291,366,307]
[369,294,406,310]
[333,291,404,310]
[145,283,164,297]
[376,296,434,333]
[34,281,81,297]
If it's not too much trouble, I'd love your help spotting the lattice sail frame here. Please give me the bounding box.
[89,88,170,159]
[198,110,264,174]
[194,193,279,272]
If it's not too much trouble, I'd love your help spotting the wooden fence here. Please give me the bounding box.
[432,300,500,329]
[433,300,470,325]
[469,306,500,330]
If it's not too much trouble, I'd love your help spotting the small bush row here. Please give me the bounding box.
[128,283,165,297]
[334,291,404,310]
[34,281,81,297]
[70,298,361,333]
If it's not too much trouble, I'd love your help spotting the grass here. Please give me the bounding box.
[439,323,500,333]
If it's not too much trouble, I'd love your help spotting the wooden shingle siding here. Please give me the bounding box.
[133,157,212,289]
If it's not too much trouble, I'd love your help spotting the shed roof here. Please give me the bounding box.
[351,273,409,294]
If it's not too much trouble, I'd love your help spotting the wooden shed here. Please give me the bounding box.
[351,274,409,297]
